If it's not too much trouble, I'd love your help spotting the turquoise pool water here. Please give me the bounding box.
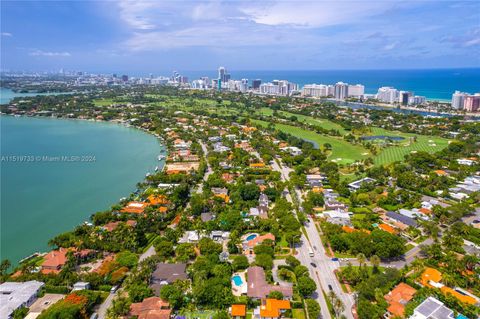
[232,275,244,286]
[246,234,258,241]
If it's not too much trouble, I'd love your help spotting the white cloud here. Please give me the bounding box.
[240,1,401,28]
[1,32,13,37]
[29,50,71,57]
[383,42,399,51]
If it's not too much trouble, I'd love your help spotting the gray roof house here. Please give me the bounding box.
[386,211,418,227]
[150,263,188,296]
[0,281,45,319]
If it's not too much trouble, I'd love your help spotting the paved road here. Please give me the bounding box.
[139,245,156,262]
[271,159,332,319]
[97,290,118,319]
[196,140,213,194]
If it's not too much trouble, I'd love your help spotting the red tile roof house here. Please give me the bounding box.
[247,266,293,300]
[41,248,95,274]
[41,248,70,274]
[129,297,172,319]
[243,233,276,256]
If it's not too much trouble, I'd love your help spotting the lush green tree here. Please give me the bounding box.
[268,290,284,299]
[297,276,317,297]
[305,298,321,319]
[286,256,301,268]
[116,251,139,268]
[160,284,186,309]
[154,238,175,259]
[255,254,273,270]
[232,255,249,271]
[198,237,223,255]
[175,243,196,262]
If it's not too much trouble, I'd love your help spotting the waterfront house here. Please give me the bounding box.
[121,201,148,214]
[41,248,69,274]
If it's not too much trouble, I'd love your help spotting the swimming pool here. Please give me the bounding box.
[232,275,244,286]
[245,234,258,241]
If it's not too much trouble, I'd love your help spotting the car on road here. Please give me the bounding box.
[328,284,333,291]
[331,257,339,261]
[110,285,119,294]
[310,262,317,268]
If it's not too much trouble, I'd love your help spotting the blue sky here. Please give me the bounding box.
[1,0,479,73]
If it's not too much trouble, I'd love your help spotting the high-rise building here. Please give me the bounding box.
[121,75,128,82]
[409,96,426,105]
[464,94,480,112]
[376,87,399,104]
[303,84,329,97]
[451,91,467,109]
[334,82,349,100]
[347,84,364,98]
[252,79,262,90]
[399,91,413,105]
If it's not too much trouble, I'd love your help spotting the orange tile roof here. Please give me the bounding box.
[384,283,417,317]
[250,162,266,168]
[260,299,291,318]
[421,267,442,287]
[440,286,477,305]
[121,201,148,214]
[379,223,397,235]
[231,304,247,317]
[342,226,355,233]
[434,170,447,176]
[148,194,170,206]
[41,247,70,274]
[419,208,432,215]
[130,297,171,319]
[247,233,275,248]
[158,206,168,213]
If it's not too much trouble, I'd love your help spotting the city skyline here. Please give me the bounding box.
[1,0,480,72]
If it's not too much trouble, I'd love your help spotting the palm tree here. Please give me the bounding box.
[356,253,366,267]
[370,255,381,271]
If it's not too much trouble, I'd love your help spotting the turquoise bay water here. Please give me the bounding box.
[1,116,163,265]
[0,87,71,104]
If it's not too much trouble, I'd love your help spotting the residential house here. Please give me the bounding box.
[280,146,302,156]
[0,281,45,319]
[165,162,200,175]
[322,210,351,226]
[243,234,276,255]
[230,304,247,319]
[129,297,172,319]
[121,201,148,214]
[246,267,293,299]
[212,187,230,203]
[348,177,376,191]
[409,297,454,319]
[384,211,417,230]
[257,299,291,319]
[418,268,478,305]
[249,206,269,219]
[150,263,188,296]
[384,283,417,318]
[41,248,69,274]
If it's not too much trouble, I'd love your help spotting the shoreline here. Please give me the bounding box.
[1,114,167,265]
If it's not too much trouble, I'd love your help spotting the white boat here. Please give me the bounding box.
[155,166,159,171]
[158,155,165,160]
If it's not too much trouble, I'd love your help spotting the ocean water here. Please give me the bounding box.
[184,68,480,101]
[1,116,163,265]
